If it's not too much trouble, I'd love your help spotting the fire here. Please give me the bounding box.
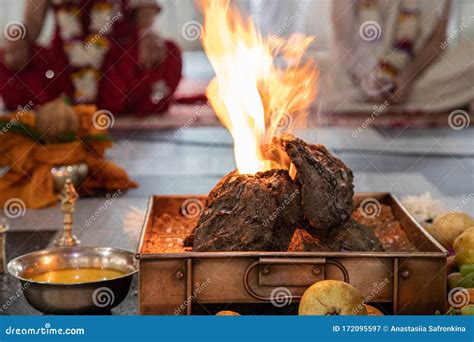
[200,0,318,175]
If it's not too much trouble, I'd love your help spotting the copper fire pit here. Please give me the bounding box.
[137,192,447,315]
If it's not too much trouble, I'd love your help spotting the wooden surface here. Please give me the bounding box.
[1,125,473,315]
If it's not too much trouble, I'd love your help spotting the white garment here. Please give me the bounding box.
[317,42,474,113]
[331,0,447,83]
[317,0,474,113]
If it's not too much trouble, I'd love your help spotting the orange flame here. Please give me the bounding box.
[200,0,318,174]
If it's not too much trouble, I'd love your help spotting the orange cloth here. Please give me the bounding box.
[0,132,137,208]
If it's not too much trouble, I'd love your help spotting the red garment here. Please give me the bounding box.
[0,0,182,116]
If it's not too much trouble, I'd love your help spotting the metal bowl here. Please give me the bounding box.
[51,163,89,192]
[7,246,137,314]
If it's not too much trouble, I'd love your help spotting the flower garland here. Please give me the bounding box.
[55,1,123,104]
[359,0,422,96]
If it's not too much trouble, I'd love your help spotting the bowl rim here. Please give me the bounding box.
[7,245,138,286]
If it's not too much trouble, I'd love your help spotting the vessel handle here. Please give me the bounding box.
[243,258,349,302]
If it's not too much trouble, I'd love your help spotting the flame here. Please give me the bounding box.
[200,0,318,174]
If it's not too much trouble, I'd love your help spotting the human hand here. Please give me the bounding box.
[137,30,166,69]
[3,39,31,71]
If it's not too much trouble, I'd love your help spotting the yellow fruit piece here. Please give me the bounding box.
[454,228,474,266]
[365,304,384,316]
[428,213,474,249]
[215,310,240,316]
[298,280,367,316]
[463,227,474,235]
[461,304,474,316]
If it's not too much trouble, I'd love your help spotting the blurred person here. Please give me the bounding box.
[0,0,182,118]
[318,0,474,113]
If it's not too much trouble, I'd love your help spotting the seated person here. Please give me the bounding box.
[0,0,182,116]
[318,0,473,113]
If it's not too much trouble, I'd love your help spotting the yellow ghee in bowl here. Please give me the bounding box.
[31,268,126,284]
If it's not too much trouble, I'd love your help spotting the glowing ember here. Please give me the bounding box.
[200,0,318,174]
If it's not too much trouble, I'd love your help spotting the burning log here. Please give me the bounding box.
[192,134,379,252]
[288,220,382,252]
[278,135,354,230]
[325,219,383,251]
[193,169,301,251]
